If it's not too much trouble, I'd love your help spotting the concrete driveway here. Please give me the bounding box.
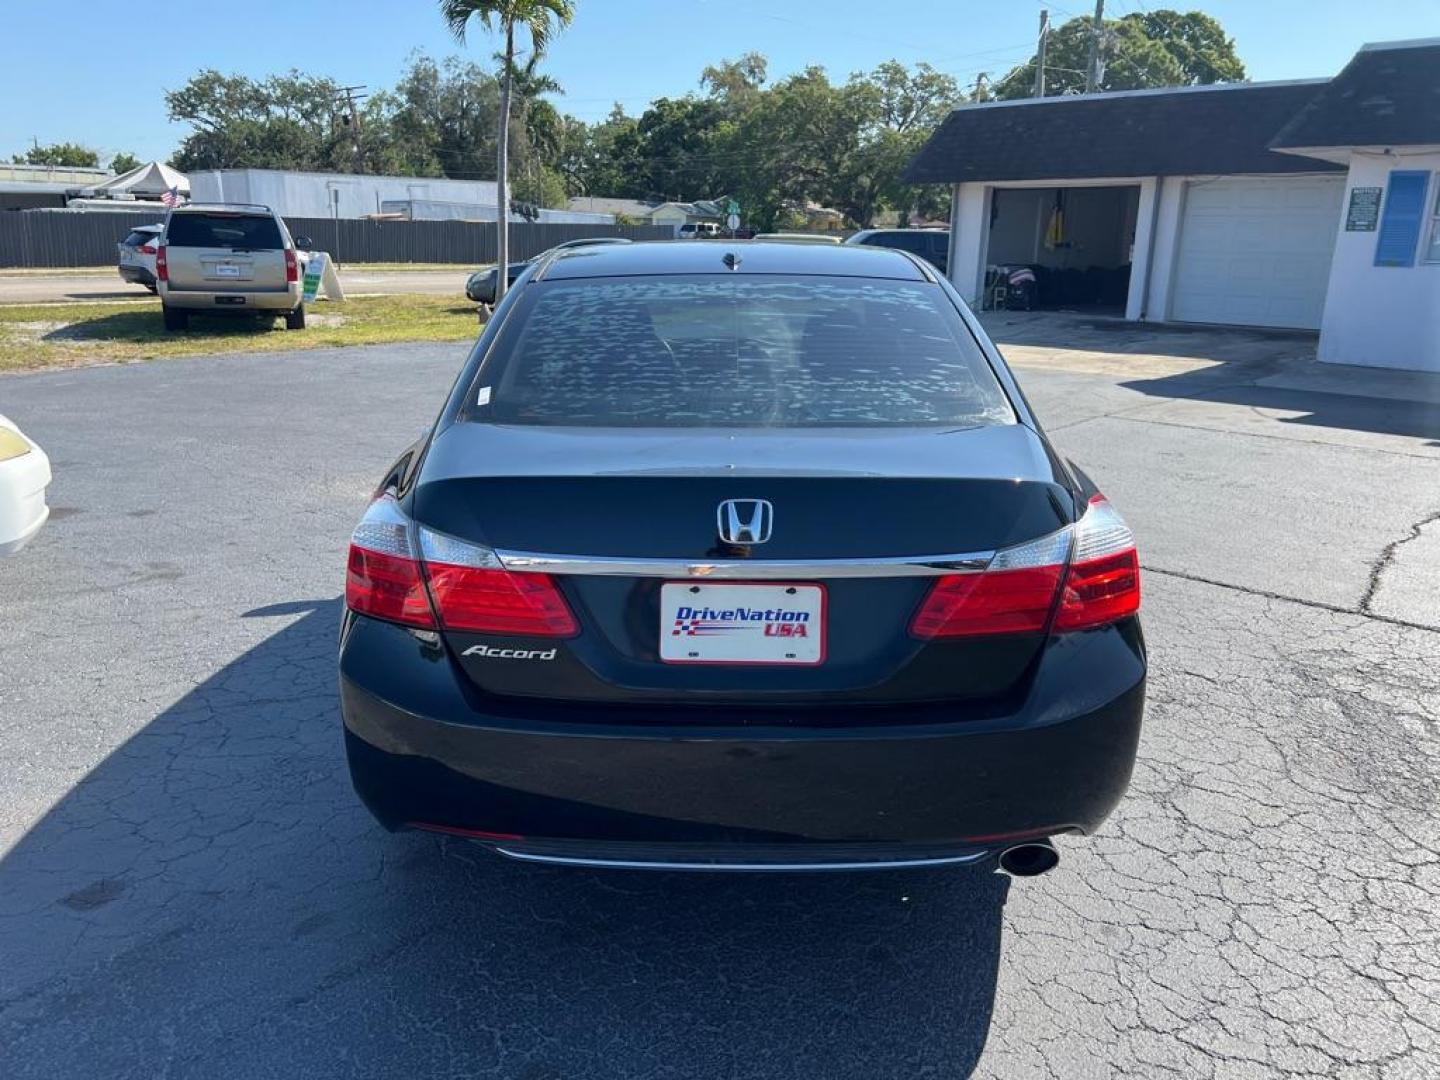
[0,266,470,304]
[1,320,1437,1078]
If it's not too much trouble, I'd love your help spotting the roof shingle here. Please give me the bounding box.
[903,82,1344,184]
[1269,40,1440,151]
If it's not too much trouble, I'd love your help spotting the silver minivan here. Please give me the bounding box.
[157,203,310,331]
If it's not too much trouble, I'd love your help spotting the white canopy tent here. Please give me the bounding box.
[82,161,189,199]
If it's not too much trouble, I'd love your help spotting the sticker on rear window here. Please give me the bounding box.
[476,386,492,406]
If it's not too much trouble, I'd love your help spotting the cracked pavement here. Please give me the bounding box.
[1,322,1437,1078]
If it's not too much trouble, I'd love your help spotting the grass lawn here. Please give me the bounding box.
[0,295,481,373]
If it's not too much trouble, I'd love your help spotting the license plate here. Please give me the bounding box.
[215,264,241,277]
[660,582,825,665]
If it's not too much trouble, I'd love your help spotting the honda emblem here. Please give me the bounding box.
[716,499,773,545]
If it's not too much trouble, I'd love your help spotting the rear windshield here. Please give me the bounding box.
[164,213,284,250]
[474,275,1014,428]
[122,230,155,247]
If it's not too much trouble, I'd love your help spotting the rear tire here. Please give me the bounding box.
[162,305,188,332]
[285,305,306,331]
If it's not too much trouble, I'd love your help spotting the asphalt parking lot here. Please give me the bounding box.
[1,317,1437,1078]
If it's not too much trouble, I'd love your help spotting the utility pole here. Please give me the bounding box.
[338,85,369,174]
[1084,0,1106,93]
[1034,9,1050,98]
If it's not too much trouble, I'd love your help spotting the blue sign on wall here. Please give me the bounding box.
[1374,170,1431,268]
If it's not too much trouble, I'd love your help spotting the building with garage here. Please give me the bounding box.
[905,38,1440,372]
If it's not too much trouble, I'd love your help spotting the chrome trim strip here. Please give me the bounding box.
[494,550,995,578]
[492,848,991,871]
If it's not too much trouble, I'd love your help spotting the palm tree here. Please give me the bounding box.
[439,0,575,304]
[499,49,563,205]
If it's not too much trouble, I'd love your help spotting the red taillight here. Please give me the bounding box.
[910,565,1063,638]
[345,495,436,628]
[344,500,578,637]
[138,243,156,255]
[1053,495,1139,631]
[346,545,435,628]
[417,524,577,636]
[910,494,1139,639]
[1053,549,1140,631]
[285,248,298,283]
[426,564,577,636]
[155,245,168,282]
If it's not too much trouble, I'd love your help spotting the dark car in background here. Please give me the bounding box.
[845,227,950,276]
[465,236,633,306]
[342,241,1144,875]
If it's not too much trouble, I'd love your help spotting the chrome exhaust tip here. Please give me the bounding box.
[997,840,1059,877]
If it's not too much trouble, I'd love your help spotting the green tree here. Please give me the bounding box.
[728,67,861,230]
[166,70,356,172]
[710,60,960,230]
[368,54,503,179]
[993,8,1245,99]
[513,163,568,207]
[12,142,99,167]
[544,111,595,195]
[700,53,768,107]
[439,0,575,304]
[1131,10,1246,84]
[578,105,644,197]
[503,49,566,201]
[631,96,726,201]
[839,61,963,225]
[109,151,143,174]
[868,60,958,133]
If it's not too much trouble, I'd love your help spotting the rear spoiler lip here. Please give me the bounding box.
[417,420,1063,485]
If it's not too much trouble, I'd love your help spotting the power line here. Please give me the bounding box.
[928,40,1038,63]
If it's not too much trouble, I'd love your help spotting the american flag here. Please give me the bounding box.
[161,185,182,208]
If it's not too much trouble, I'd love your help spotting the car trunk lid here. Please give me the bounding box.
[407,423,1077,706]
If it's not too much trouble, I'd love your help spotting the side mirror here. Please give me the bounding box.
[293,236,313,249]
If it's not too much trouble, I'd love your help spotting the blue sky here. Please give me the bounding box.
[5,0,1434,167]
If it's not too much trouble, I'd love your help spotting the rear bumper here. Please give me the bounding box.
[118,265,155,286]
[0,441,51,555]
[340,616,1145,861]
[158,284,300,311]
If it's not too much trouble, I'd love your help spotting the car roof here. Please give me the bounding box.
[538,239,931,281]
[850,227,947,238]
[170,202,275,215]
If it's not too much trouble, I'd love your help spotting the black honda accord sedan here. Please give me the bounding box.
[340,241,1144,875]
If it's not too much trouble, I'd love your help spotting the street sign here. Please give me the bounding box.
[726,213,740,231]
[726,199,739,215]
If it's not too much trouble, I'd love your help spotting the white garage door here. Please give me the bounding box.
[1171,176,1344,330]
